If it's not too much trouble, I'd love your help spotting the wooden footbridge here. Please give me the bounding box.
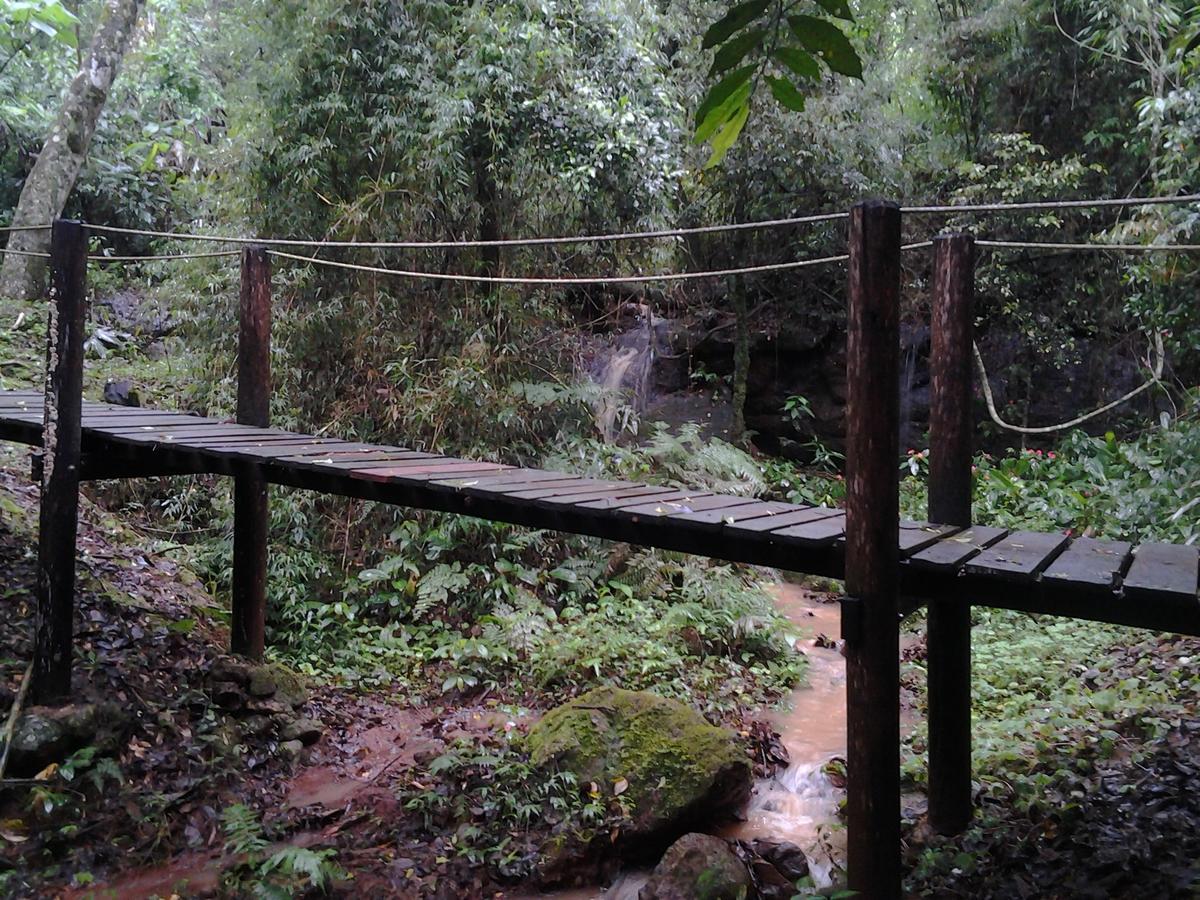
[3,207,1198,898]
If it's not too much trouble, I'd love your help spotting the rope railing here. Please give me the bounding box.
[903,193,1200,214]
[974,331,1167,435]
[82,212,849,249]
[2,192,1198,249]
[978,240,1200,252]
[264,248,860,285]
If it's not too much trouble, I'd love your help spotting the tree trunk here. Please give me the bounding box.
[0,0,145,301]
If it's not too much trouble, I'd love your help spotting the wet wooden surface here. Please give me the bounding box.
[2,389,1198,634]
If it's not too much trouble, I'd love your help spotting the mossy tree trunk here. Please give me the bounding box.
[0,0,145,301]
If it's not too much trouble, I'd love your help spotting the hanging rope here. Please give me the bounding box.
[0,224,51,233]
[903,193,1200,214]
[973,331,1166,435]
[84,211,850,249]
[265,248,862,285]
[91,250,242,263]
[0,248,51,259]
[978,240,1200,252]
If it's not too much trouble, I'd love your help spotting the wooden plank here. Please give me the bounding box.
[898,521,963,558]
[1042,537,1132,591]
[908,525,1008,571]
[505,479,628,501]
[667,499,799,527]
[1123,542,1198,604]
[573,489,714,512]
[770,513,847,546]
[472,475,598,495]
[963,530,1069,581]
[433,470,573,490]
[537,484,674,506]
[348,461,512,482]
[619,494,760,518]
[728,505,841,534]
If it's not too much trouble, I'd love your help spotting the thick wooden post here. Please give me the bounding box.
[31,220,88,705]
[927,233,976,835]
[844,200,902,898]
[231,247,271,659]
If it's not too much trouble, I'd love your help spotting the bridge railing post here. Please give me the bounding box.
[32,219,89,705]
[844,199,902,899]
[927,232,976,834]
[231,246,271,659]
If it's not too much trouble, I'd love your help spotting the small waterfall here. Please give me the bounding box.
[590,305,658,441]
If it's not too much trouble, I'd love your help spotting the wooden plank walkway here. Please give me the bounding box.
[2,388,1198,635]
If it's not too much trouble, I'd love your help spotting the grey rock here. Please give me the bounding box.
[640,834,751,900]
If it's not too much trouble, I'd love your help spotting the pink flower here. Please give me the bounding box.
[1048,452,1057,459]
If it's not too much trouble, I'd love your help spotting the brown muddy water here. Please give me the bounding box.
[524,584,856,899]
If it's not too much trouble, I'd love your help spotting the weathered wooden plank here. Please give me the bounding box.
[537,484,673,506]
[673,499,798,527]
[908,525,1008,571]
[82,414,220,427]
[1042,537,1132,591]
[505,480,628,501]
[472,475,598,495]
[728,505,841,534]
[963,530,1069,581]
[1123,542,1199,603]
[770,513,847,546]
[434,470,572,490]
[349,461,512,482]
[619,494,760,518]
[573,489,714,512]
[898,521,963,558]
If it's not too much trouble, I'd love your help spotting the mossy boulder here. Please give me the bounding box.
[526,687,751,842]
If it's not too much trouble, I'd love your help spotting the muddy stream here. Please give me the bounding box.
[530,583,850,900]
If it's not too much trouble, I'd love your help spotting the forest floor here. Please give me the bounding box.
[1,459,1199,898]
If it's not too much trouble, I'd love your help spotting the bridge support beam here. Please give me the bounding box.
[231,247,271,659]
[844,199,902,899]
[927,233,976,834]
[32,220,88,705]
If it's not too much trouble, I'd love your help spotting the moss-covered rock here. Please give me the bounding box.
[526,686,751,841]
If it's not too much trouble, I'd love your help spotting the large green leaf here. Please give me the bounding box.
[704,101,751,169]
[702,0,770,50]
[815,0,855,21]
[766,75,806,112]
[695,64,755,128]
[695,77,753,143]
[788,14,862,78]
[773,46,820,81]
[710,27,766,77]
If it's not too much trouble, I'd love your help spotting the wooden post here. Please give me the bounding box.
[844,199,902,898]
[927,233,976,835]
[231,247,271,659]
[31,220,88,705]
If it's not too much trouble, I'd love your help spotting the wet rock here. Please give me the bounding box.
[3,703,129,777]
[279,739,305,759]
[280,717,323,746]
[210,657,252,686]
[102,379,140,407]
[639,833,751,900]
[244,697,291,717]
[744,840,809,883]
[247,663,307,708]
[212,681,245,711]
[526,686,751,844]
[239,714,272,737]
